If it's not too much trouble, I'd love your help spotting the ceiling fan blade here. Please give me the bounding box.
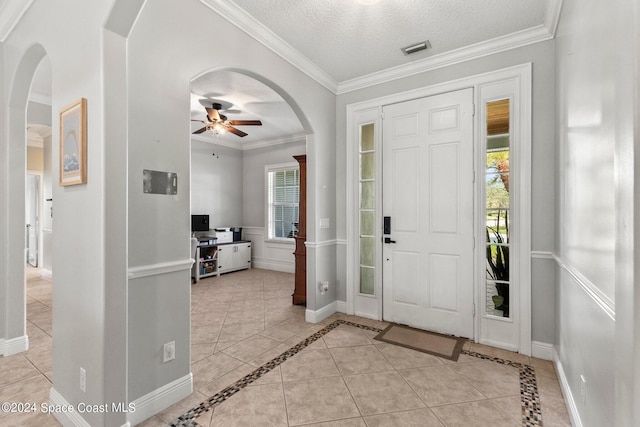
[191,119,207,123]
[228,120,262,126]
[193,126,208,134]
[205,107,220,122]
[226,125,248,137]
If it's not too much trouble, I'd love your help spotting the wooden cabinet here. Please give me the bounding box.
[218,241,251,274]
[292,155,306,305]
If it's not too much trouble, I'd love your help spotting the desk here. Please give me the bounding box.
[193,240,251,282]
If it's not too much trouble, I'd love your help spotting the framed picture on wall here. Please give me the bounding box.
[59,98,87,186]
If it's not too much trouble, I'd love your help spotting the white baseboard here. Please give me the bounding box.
[252,258,294,273]
[1,334,28,356]
[531,341,554,361]
[553,348,583,427]
[127,372,193,425]
[306,301,337,323]
[336,300,347,313]
[50,387,90,427]
[41,268,53,278]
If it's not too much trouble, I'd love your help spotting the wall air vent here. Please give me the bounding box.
[402,40,431,55]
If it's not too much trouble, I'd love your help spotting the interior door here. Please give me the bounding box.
[382,88,474,338]
[26,174,40,267]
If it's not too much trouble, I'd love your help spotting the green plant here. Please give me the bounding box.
[486,209,509,317]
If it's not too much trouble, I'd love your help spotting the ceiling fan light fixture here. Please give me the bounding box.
[402,40,431,55]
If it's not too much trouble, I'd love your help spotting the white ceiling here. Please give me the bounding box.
[228,0,549,82]
[10,0,562,148]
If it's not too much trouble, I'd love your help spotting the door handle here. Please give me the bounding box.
[384,237,396,244]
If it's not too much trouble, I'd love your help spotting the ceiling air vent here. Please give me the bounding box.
[402,40,431,55]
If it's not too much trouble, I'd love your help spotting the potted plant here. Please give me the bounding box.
[486,209,509,317]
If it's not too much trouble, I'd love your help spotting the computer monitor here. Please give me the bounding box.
[191,214,210,232]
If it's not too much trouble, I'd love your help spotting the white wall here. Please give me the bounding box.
[554,0,638,426]
[191,139,243,227]
[335,41,557,345]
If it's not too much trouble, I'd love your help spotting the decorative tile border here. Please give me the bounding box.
[170,319,542,426]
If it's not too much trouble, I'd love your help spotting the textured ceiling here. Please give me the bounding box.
[16,0,555,147]
[229,0,548,82]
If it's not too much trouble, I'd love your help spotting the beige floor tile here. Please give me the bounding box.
[0,374,51,414]
[329,345,394,375]
[0,355,42,387]
[210,383,288,427]
[221,335,281,362]
[135,415,168,427]
[155,390,209,424]
[260,321,314,342]
[322,325,374,348]
[398,365,486,406]
[191,343,216,364]
[342,370,426,415]
[247,343,291,367]
[303,418,367,427]
[217,322,265,341]
[281,349,341,382]
[363,408,445,427]
[469,343,530,365]
[223,309,265,325]
[446,360,521,398]
[430,399,519,427]
[191,324,223,345]
[199,363,256,397]
[250,365,283,386]
[283,377,360,426]
[376,342,446,370]
[192,353,245,391]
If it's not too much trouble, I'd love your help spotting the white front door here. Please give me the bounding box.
[382,88,474,338]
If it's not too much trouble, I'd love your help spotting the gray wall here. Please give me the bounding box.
[126,0,335,403]
[242,139,306,227]
[191,140,243,228]
[554,0,637,425]
[335,41,557,343]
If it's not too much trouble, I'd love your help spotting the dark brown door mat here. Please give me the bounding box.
[374,323,466,361]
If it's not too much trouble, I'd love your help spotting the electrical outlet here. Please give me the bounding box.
[320,281,329,295]
[80,368,86,393]
[163,341,176,363]
[580,375,587,405]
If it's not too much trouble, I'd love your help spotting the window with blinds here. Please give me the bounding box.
[267,166,300,240]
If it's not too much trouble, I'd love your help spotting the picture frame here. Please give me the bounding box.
[59,98,87,186]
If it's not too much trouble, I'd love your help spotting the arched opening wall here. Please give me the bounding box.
[124,0,337,413]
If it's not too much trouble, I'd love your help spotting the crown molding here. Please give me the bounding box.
[199,0,338,94]
[241,133,306,151]
[544,0,564,37]
[0,0,34,42]
[201,0,562,96]
[336,24,552,94]
[192,132,306,151]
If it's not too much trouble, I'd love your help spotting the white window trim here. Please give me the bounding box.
[264,161,300,243]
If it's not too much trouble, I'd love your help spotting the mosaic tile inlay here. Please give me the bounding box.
[170,319,542,427]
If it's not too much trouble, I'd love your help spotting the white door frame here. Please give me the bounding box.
[345,63,532,355]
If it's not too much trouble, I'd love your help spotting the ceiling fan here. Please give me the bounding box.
[191,102,262,137]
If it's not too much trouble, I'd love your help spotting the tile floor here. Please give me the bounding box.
[1,267,572,426]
